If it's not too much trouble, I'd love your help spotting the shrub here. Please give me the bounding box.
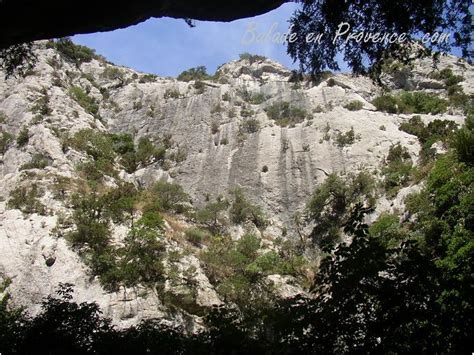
[69,86,99,117]
[262,165,269,173]
[240,119,260,134]
[430,68,463,86]
[20,153,51,170]
[31,89,52,116]
[177,66,212,82]
[265,102,307,127]
[240,107,255,118]
[16,127,29,147]
[222,93,231,101]
[195,198,229,232]
[136,137,166,166]
[0,132,13,154]
[344,100,363,111]
[7,184,46,215]
[382,143,413,195]
[372,95,399,113]
[327,78,336,87]
[373,92,447,115]
[194,81,206,94]
[335,127,356,147]
[48,38,100,65]
[185,228,209,246]
[229,188,266,228]
[101,67,123,81]
[139,74,157,83]
[399,92,447,114]
[239,53,266,64]
[144,181,190,214]
[164,89,181,99]
[0,111,7,123]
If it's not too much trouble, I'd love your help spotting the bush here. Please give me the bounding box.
[0,132,13,154]
[177,66,212,82]
[7,184,46,215]
[239,53,266,64]
[373,92,447,115]
[185,228,209,246]
[229,188,266,228]
[335,127,356,147]
[48,38,100,65]
[262,165,269,173]
[69,86,99,117]
[101,67,123,81]
[164,89,181,99]
[31,89,52,116]
[139,74,157,83]
[20,153,51,170]
[344,100,363,111]
[307,172,375,247]
[240,119,260,134]
[0,111,7,123]
[382,143,413,195]
[195,198,229,232]
[265,102,307,127]
[372,95,399,113]
[144,181,190,214]
[16,127,29,147]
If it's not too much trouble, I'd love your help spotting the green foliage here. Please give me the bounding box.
[48,38,101,65]
[195,197,229,232]
[373,92,448,114]
[20,153,50,170]
[307,172,375,248]
[69,86,99,117]
[229,188,266,228]
[143,181,190,214]
[239,53,266,63]
[193,81,206,94]
[372,94,399,113]
[343,100,363,111]
[0,131,13,154]
[399,116,457,162]
[7,184,46,215]
[382,143,413,195]
[139,74,157,83]
[164,89,181,99]
[101,66,123,81]
[430,68,463,86]
[201,234,305,307]
[0,111,6,124]
[177,66,212,82]
[237,88,266,105]
[240,118,260,134]
[454,116,474,164]
[0,42,37,78]
[265,102,307,127]
[31,89,52,116]
[16,127,29,147]
[185,228,210,246]
[335,127,355,147]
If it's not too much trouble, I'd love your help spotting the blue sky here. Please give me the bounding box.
[73,3,301,77]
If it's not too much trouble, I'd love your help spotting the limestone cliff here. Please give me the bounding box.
[0,42,470,327]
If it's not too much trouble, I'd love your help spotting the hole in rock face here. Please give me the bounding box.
[45,257,56,267]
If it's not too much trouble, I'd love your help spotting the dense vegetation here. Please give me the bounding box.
[287,0,471,78]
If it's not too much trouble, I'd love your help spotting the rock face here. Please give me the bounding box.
[0,42,469,327]
[0,0,286,49]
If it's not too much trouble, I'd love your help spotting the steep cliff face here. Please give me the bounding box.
[0,42,469,327]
